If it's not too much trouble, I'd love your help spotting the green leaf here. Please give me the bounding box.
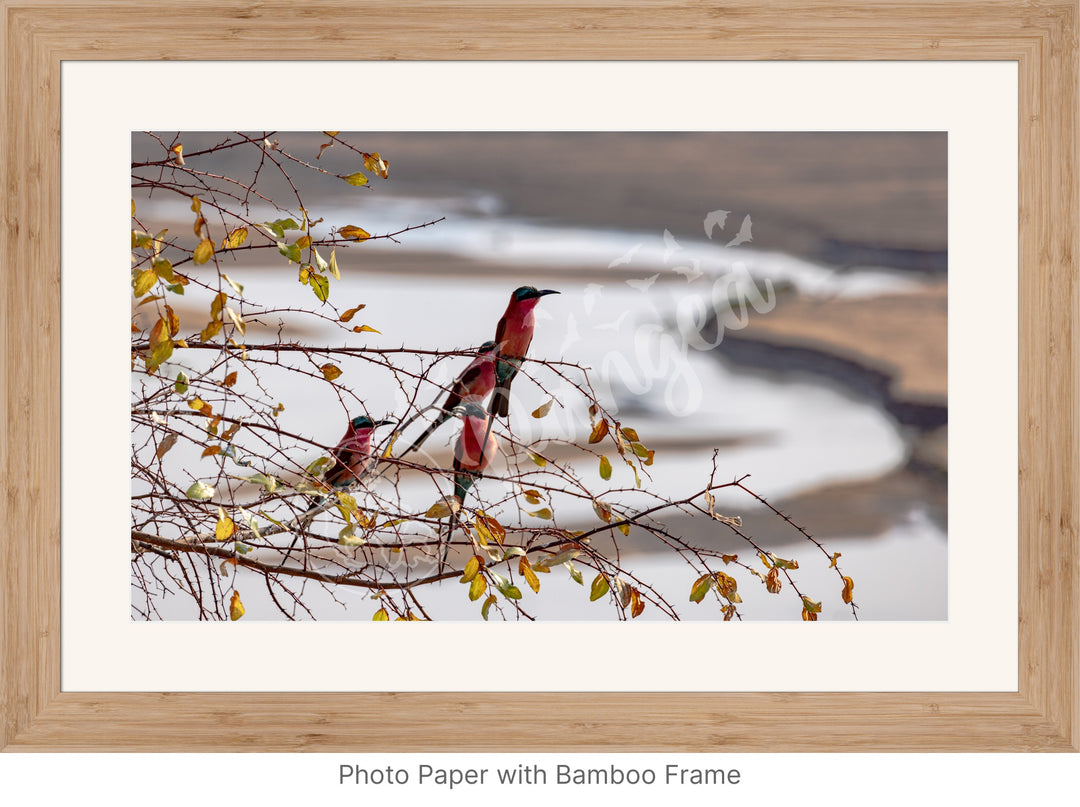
[599,455,612,480]
[690,574,713,603]
[277,240,302,264]
[342,172,369,187]
[185,481,215,501]
[314,248,330,275]
[481,594,497,620]
[309,273,329,303]
[567,563,583,586]
[589,573,610,602]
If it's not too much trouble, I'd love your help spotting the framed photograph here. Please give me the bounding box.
[2,1,1076,751]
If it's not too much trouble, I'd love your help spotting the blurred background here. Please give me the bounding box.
[133,132,947,620]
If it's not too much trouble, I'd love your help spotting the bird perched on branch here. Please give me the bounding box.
[402,340,498,456]
[451,402,499,506]
[442,402,499,566]
[305,414,394,513]
[489,286,559,418]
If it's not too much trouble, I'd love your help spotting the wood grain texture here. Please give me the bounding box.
[1,0,1076,752]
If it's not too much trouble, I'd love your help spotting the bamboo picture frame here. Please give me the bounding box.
[1,0,1076,752]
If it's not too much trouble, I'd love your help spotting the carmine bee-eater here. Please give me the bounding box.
[402,340,498,456]
[443,402,499,566]
[285,414,394,564]
[451,402,499,506]
[489,286,560,418]
[305,414,394,513]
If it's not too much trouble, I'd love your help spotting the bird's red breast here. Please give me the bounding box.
[495,297,541,358]
[454,414,497,473]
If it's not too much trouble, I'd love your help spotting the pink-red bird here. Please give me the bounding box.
[489,286,559,418]
[403,340,498,456]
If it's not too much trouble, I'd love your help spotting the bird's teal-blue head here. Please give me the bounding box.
[512,285,560,302]
[350,415,394,431]
[477,340,499,354]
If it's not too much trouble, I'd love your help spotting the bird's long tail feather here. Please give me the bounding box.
[401,412,448,457]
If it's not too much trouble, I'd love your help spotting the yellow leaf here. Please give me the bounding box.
[133,268,157,297]
[296,234,312,251]
[527,452,547,467]
[193,238,214,265]
[189,194,200,213]
[520,558,540,594]
[153,258,174,282]
[621,427,640,442]
[589,573,609,602]
[599,455,612,480]
[616,522,630,536]
[225,306,246,336]
[425,498,457,519]
[461,555,482,583]
[477,512,506,544]
[588,419,609,444]
[721,553,738,565]
[201,319,223,342]
[630,588,645,618]
[841,576,855,604]
[352,324,380,334]
[222,227,248,250]
[149,316,169,350]
[202,445,221,458]
[526,508,552,520]
[342,172,369,187]
[363,152,389,178]
[210,291,227,321]
[469,574,487,602]
[339,304,366,323]
[531,399,554,418]
[829,552,842,568]
[522,489,543,504]
[372,607,389,621]
[229,590,244,621]
[339,225,370,241]
[215,507,235,541]
[320,363,342,381]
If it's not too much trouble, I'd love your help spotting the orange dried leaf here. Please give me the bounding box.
[339,304,366,323]
[588,419,609,444]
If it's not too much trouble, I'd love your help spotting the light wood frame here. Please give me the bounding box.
[1,0,1076,752]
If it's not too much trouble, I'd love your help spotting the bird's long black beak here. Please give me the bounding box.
[532,289,560,299]
[374,419,396,428]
